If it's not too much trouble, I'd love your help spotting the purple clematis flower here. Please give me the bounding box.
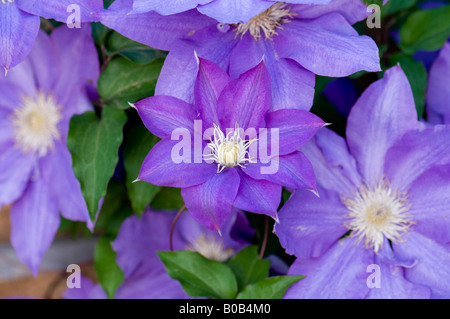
[275,65,450,299]
[0,25,99,275]
[133,58,324,231]
[0,0,102,71]
[64,208,253,299]
[100,0,381,111]
[427,42,450,124]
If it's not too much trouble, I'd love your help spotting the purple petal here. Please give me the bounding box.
[302,128,361,195]
[233,171,280,220]
[285,238,373,299]
[198,0,272,23]
[63,276,107,299]
[385,125,450,190]
[427,42,450,117]
[393,232,450,299]
[346,65,418,184]
[244,151,317,191]
[275,12,380,77]
[17,0,102,22]
[195,57,231,129]
[135,95,198,138]
[217,62,271,130]
[181,168,240,230]
[10,180,61,275]
[366,243,431,299]
[132,0,212,15]
[41,141,93,230]
[404,165,450,244]
[0,3,40,71]
[276,186,348,259]
[138,138,217,188]
[99,0,215,51]
[264,109,325,156]
[0,59,37,98]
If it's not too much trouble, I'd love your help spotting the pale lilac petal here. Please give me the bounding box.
[41,142,93,230]
[244,151,317,191]
[99,0,215,51]
[0,59,37,98]
[64,276,107,299]
[198,0,272,23]
[17,0,102,22]
[394,232,450,299]
[404,165,450,244]
[228,33,265,79]
[181,168,240,230]
[285,238,373,299]
[51,25,99,109]
[233,171,280,219]
[132,0,213,15]
[0,3,40,71]
[195,57,231,129]
[385,125,450,190]
[346,66,418,184]
[0,146,36,207]
[275,186,348,259]
[135,95,198,138]
[427,42,450,116]
[138,138,217,188]
[276,13,380,77]
[10,180,61,275]
[366,243,431,299]
[302,128,361,195]
[264,109,325,156]
[217,62,271,130]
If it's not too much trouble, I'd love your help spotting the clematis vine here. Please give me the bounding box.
[0,0,102,71]
[0,26,99,275]
[64,209,254,299]
[132,58,325,231]
[275,66,450,298]
[427,42,450,124]
[100,0,381,111]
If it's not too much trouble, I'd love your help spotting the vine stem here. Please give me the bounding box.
[259,215,269,259]
[170,204,186,251]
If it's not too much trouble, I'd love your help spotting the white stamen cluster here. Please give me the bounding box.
[342,178,415,253]
[187,234,235,262]
[235,2,296,41]
[11,93,62,157]
[205,123,257,173]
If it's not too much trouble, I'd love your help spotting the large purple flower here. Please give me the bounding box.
[427,42,450,124]
[100,0,381,111]
[275,66,450,298]
[0,25,99,275]
[0,0,102,71]
[64,208,253,299]
[133,58,324,231]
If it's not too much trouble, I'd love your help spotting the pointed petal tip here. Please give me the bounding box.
[309,188,320,198]
[132,178,141,183]
[324,123,333,127]
[128,101,137,109]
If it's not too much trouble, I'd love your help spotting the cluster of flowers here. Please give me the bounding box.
[1,0,449,298]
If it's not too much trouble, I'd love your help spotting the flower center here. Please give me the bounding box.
[11,92,62,157]
[342,178,415,253]
[234,2,296,41]
[0,0,14,4]
[186,234,234,262]
[204,123,256,173]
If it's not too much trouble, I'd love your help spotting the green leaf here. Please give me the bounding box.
[381,0,417,17]
[151,187,185,210]
[157,251,238,299]
[107,32,167,64]
[363,0,382,7]
[98,57,164,109]
[389,53,427,119]
[400,5,450,54]
[123,123,161,216]
[227,246,271,292]
[94,236,124,299]
[67,107,127,221]
[236,275,305,299]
